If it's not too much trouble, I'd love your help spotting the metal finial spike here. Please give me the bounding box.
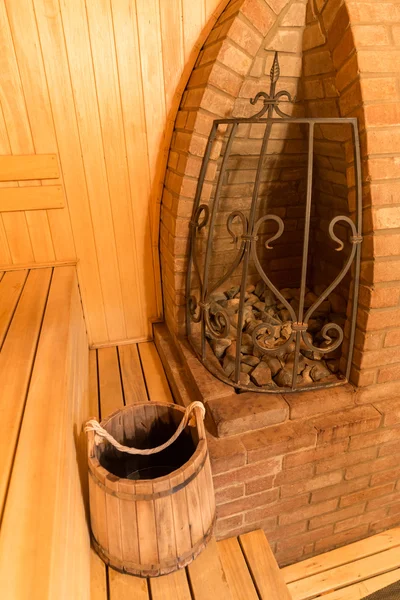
[270,51,280,85]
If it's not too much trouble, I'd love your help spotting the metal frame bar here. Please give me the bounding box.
[186,54,362,394]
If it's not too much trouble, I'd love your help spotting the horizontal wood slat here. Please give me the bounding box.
[0,154,59,181]
[0,185,64,212]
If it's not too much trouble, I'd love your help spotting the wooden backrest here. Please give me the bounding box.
[0,266,90,600]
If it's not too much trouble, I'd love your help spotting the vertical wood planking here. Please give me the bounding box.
[59,0,126,341]
[0,0,229,345]
[33,0,108,343]
[4,0,76,262]
[0,1,55,263]
[111,0,159,326]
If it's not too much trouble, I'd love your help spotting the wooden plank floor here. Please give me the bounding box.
[91,345,400,599]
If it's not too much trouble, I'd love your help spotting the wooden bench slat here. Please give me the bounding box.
[138,341,173,403]
[90,547,108,600]
[288,546,400,600]
[188,537,232,600]
[0,270,28,346]
[0,267,52,515]
[218,537,259,600]
[0,154,59,181]
[149,568,192,600]
[98,346,124,418]
[108,568,149,600]
[0,185,64,212]
[118,344,148,404]
[0,266,89,600]
[282,527,400,584]
[239,530,292,600]
[321,567,400,600]
[89,349,100,418]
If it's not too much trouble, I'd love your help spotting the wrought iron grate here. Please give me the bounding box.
[186,53,362,393]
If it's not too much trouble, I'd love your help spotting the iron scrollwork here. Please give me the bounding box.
[186,51,363,393]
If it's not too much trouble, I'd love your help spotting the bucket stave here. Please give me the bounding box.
[87,402,215,577]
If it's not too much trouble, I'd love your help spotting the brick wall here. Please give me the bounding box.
[161,0,400,395]
[209,395,400,566]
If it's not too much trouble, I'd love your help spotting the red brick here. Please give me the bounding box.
[361,78,399,103]
[218,40,253,77]
[377,364,400,384]
[373,206,400,230]
[311,476,370,503]
[374,398,400,426]
[267,521,308,543]
[368,490,400,511]
[310,503,366,531]
[227,17,262,55]
[385,330,400,348]
[217,487,279,518]
[370,513,400,533]
[283,385,355,420]
[346,454,398,480]
[367,158,400,182]
[349,427,400,451]
[215,514,244,537]
[245,475,275,495]
[215,484,244,505]
[241,420,317,463]
[275,463,315,486]
[266,30,303,53]
[303,22,325,50]
[371,468,400,487]
[379,441,400,458]
[314,524,370,553]
[241,0,275,35]
[357,346,400,369]
[317,446,377,475]
[280,498,339,526]
[312,406,381,445]
[277,525,334,552]
[359,286,400,309]
[208,435,246,474]
[340,483,395,508]
[352,25,391,47]
[208,63,244,97]
[388,503,400,516]
[281,471,343,499]
[213,456,282,489]
[356,382,400,405]
[284,439,349,469]
[244,494,310,524]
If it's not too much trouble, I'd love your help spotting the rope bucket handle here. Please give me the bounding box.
[85,401,206,456]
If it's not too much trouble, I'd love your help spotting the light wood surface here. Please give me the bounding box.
[284,527,400,600]
[0,266,90,600]
[138,341,174,403]
[150,569,192,600]
[187,537,232,600]
[240,530,292,600]
[0,154,59,181]
[0,268,52,515]
[0,269,28,345]
[0,185,64,212]
[218,537,259,600]
[282,527,400,583]
[0,0,229,345]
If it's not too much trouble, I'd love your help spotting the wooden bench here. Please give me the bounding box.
[0,266,90,599]
[282,527,400,599]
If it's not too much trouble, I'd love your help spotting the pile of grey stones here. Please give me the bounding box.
[207,279,347,389]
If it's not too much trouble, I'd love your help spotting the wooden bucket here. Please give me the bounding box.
[86,402,215,577]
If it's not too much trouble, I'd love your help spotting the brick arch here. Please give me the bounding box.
[161,0,400,398]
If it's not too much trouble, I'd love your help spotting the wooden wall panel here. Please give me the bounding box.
[0,0,228,345]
